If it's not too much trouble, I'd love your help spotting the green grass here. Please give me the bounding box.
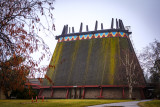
[0,99,133,107]
[138,100,160,107]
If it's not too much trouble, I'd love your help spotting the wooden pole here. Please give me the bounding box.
[42,96,44,102]
[122,88,125,99]
[82,88,85,99]
[66,89,69,99]
[36,96,37,102]
[32,97,33,103]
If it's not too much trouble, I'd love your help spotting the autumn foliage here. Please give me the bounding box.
[45,75,54,85]
[0,0,55,98]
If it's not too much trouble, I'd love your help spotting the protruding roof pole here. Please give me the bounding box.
[61,25,65,35]
[119,19,125,30]
[79,22,83,33]
[111,18,114,29]
[86,25,89,31]
[121,20,125,30]
[72,27,75,33]
[95,20,98,31]
[65,25,68,34]
[69,27,70,33]
[119,19,122,29]
[101,23,103,30]
[116,18,119,29]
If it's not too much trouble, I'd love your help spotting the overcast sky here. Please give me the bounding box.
[39,0,160,70]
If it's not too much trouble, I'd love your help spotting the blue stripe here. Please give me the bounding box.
[74,36,77,39]
[105,32,109,35]
[95,33,99,37]
[84,34,88,38]
[65,37,68,40]
[120,32,124,35]
[89,34,92,37]
[112,32,116,35]
[79,35,83,38]
[69,36,72,39]
[100,33,103,36]
[60,37,63,41]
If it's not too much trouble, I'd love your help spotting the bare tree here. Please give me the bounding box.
[139,40,160,74]
[120,49,144,99]
[139,39,160,98]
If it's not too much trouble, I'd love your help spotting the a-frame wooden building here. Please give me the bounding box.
[38,18,146,99]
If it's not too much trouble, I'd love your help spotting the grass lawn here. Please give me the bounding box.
[138,100,160,107]
[0,99,133,107]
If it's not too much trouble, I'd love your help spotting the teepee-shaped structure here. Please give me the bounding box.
[38,18,146,99]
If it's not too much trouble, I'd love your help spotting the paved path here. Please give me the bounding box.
[88,99,151,107]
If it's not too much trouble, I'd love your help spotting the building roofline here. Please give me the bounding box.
[56,29,132,40]
[56,18,132,40]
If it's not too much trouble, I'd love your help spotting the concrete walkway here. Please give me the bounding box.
[88,99,151,107]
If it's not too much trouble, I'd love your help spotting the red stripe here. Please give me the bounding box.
[39,85,145,89]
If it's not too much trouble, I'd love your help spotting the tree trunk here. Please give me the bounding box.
[4,91,9,99]
[129,85,133,99]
